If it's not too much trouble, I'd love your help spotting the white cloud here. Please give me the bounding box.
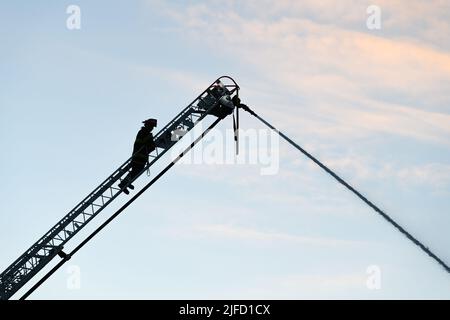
[149,0,450,146]
[168,223,364,248]
[321,157,450,189]
[396,163,450,188]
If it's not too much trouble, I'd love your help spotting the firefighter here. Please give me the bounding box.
[119,118,157,194]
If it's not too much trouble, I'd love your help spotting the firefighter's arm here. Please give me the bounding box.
[146,133,156,150]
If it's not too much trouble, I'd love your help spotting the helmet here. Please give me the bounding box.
[143,118,157,127]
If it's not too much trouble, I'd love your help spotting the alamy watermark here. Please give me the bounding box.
[66,5,81,30]
[366,5,382,30]
[366,265,381,290]
[66,265,81,290]
[169,122,280,176]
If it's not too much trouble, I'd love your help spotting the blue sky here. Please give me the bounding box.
[1,1,450,299]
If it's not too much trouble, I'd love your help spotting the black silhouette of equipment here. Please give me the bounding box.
[0,76,448,300]
[0,76,239,300]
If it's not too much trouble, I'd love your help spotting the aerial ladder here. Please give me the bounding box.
[1,76,448,300]
[0,76,240,300]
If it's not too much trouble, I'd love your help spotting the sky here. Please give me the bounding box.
[0,0,450,299]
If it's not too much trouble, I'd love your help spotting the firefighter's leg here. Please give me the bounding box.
[119,156,146,194]
[118,164,136,193]
[118,175,131,194]
[128,162,146,182]
[120,162,145,192]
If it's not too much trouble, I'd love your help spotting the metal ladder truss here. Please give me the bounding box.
[0,76,240,300]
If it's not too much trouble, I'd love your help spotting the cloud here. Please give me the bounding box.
[131,64,210,94]
[150,0,450,146]
[168,223,363,248]
[396,163,450,188]
[320,156,450,189]
[152,0,450,50]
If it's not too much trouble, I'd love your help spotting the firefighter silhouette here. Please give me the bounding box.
[119,118,157,194]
